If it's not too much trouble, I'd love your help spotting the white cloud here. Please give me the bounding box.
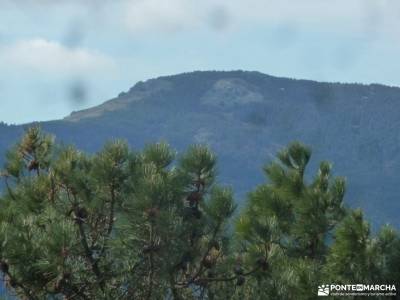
[4,0,400,38]
[122,0,196,33]
[0,38,115,76]
[117,0,400,40]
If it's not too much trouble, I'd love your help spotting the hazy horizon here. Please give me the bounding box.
[1,0,400,124]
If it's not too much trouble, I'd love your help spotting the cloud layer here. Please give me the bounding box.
[5,0,399,36]
[0,38,114,76]
[1,0,400,124]
[117,0,400,39]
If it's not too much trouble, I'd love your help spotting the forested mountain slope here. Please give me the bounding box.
[1,71,400,227]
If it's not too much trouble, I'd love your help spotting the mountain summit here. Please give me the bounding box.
[1,70,400,227]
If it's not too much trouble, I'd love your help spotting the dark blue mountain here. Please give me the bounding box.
[1,71,399,227]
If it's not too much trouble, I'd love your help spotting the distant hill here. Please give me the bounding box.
[1,70,400,228]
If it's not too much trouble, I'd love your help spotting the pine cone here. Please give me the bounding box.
[187,191,201,207]
[76,207,88,219]
[256,257,269,271]
[28,160,39,171]
[202,256,214,269]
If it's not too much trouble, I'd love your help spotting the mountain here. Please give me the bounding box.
[1,70,400,228]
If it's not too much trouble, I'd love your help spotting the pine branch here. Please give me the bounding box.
[145,220,155,300]
[2,268,39,300]
[99,183,117,258]
[69,191,105,292]
[184,219,223,287]
[3,175,17,202]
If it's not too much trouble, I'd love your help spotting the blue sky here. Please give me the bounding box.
[1,0,400,124]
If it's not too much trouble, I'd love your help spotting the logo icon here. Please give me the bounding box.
[318,285,330,296]
[356,284,364,291]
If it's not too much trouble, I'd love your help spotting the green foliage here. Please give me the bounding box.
[234,142,398,300]
[325,211,400,286]
[325,210,372,283]
[0,129,398,299]
[0,128,237,300]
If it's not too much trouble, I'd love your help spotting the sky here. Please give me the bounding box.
[1,0,400,124]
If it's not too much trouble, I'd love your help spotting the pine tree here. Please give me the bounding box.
[235,142,346,299]
[237,142,346,257]
[325,210,400,287]
[0,129,399,299]
[374,225,400,284]
[325,209,374,285]
[0,128,238,299]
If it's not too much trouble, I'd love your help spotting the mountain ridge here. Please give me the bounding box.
[1,70,400,228]
[65,70,400,122]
